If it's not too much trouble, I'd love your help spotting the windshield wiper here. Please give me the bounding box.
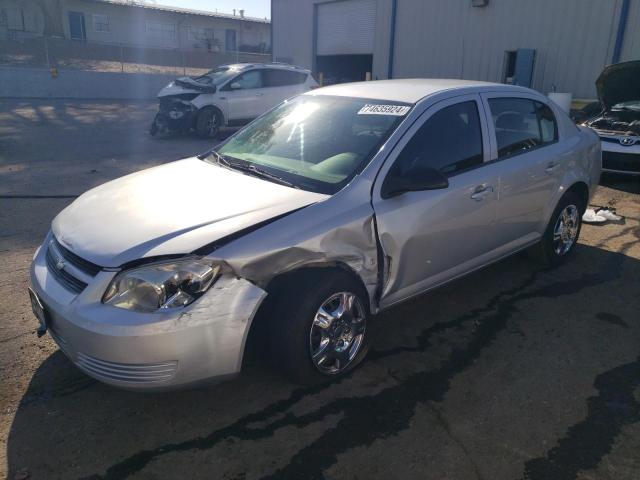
[209,151,297,188]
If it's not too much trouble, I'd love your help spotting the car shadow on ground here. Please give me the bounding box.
[6,241,640,480]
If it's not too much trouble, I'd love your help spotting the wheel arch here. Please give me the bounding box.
[565,181,589,213]
[241,262,371,369]
[197,104,226,125]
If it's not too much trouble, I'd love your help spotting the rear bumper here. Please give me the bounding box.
[30,242,267,390]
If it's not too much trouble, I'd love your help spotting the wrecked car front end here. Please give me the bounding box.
[584,61,640,175]
[151,77,217,136]
[151,93,200,136]
[30,240,267,389]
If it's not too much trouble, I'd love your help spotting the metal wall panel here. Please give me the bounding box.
[273,0,634,98]
[272,0,316,68]
[391,0,625,98]
[621,0,640,61]
[317,0,377,55]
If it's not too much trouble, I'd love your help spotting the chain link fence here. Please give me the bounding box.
[0,36,271,76]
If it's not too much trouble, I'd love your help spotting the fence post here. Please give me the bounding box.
[121,45,124,73]
[44,36,50,68]
[182,50,186,76]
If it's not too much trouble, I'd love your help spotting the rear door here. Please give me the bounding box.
[373,95,503,308]
[481,94,564,244]
[223,70,268,122]
[262,69,311,108]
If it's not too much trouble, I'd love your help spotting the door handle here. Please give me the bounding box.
[470,185,494,201]
[255,93,264,96]
[545,162,560,174]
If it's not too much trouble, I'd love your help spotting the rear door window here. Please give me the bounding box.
[488,98,558,159]
[394,100,484,177]
[264,69,308,87]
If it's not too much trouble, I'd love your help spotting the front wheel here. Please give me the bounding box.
[270,271,370,384]
[535,191,584,266]
[195,107,222,138]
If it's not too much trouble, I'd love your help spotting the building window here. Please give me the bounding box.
[225,29,237,52]
[187,26,214,42]
[146,21,176,46]
[0,7,25,31]
[92,14,109,32]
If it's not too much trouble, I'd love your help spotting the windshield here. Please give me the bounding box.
[194,67,238,86]
[213,95,411,194]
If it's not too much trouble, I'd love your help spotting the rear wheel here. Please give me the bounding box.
[270,271,370,384]
[195,107,222,138]
[535,191,584,266]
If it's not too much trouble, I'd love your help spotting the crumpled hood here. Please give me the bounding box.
[158,77,215,97]
[596,61,640,110]
[52,158,327,267]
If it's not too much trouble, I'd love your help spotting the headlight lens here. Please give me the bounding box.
[102,258,220,313]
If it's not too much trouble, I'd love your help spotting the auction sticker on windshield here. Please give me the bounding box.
[358,104,411,116]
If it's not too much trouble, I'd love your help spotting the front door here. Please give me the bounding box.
[373,95,502,308]
[224,70,268,123]
[68,11,86,41]
[481,94,564,244]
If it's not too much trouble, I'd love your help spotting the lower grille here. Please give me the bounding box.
[602,151,640,174]
[75,353,178,383]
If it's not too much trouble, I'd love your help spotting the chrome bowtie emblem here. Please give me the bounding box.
[619,137,637,146]
[49,241,65,270]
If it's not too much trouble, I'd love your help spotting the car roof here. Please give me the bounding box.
[305,78,533,104]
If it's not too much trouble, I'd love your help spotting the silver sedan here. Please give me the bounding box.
[29,79,601,389]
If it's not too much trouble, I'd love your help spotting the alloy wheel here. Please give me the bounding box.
[309,291,366,375]
[553,204,579,256]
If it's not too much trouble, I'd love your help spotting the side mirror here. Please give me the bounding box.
[381,164,449,199]
[229,82,242,90]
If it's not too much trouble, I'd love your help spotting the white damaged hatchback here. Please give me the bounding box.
[30,79,601,390]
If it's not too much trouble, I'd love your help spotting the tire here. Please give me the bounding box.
[534,191,585,267]
[270,270,371,385]
[195,107,222,138]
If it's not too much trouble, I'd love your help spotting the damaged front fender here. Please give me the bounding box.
[211,180,382,313]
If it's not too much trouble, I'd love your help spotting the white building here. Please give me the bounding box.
[272,0,640,99]
[0,0,271,53]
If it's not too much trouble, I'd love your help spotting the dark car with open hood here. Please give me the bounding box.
[582,61,640,175]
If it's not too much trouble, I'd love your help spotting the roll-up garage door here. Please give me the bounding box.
[316,0,376,56]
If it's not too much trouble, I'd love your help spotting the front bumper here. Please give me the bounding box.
[29,238,266,390]
[154,97,198,133]
[599,137,640,175]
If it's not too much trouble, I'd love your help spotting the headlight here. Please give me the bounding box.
[166,81,175,88]
[102,258,220,313]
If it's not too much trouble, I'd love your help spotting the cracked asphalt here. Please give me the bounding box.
[1,99,639,480]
